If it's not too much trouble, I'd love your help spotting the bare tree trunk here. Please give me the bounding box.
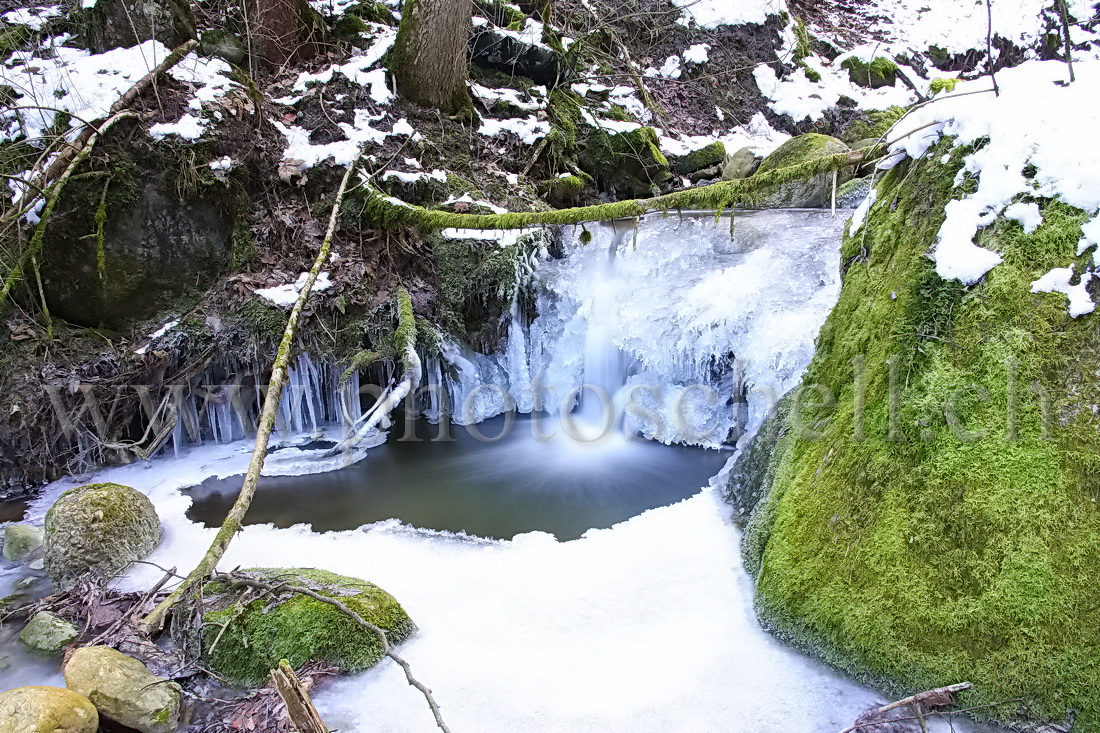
[390,0,473,114]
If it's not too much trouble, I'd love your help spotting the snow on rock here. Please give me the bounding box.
[754,60,916,123]
[134,319,180,355]
[442,228,543,247]
[255,272,334,308]
[658,112,790,160]
[672,0,785,28]
[382,169,447,184]
[1031,267,1096,317]
[882,61,1100,286]
[471,84,544,112]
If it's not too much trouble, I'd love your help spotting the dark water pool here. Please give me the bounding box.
[185,416,731,541]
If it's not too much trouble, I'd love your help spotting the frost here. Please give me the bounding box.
[1031,268,1096,318]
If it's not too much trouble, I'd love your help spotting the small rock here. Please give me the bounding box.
[721,146,758,181]
[65,646,181,733]
[18,612,79,655]
[44,483,161,591]
[0,686,99,732]
[3,523,44,561]
[750,134,851,208]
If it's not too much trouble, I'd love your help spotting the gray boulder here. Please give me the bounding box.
[18,612,80,655]
[65,646,181,733]
[0,686,98,732]
[4,523,44,561]
[721,146,758,181]
[750,133,851,208]
[44,483,161,590]
[837,176,873,209]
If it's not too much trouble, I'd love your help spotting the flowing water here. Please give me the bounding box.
[0,211,1006,731]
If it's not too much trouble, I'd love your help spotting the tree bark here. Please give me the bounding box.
[390,0,473,114]
[247,0,324,68]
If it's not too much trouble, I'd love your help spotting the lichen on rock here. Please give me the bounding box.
[199,568,415,687]
[18,611,79,655]
[0,686,98,733]
[64,646,181,733]
[44,483,161,590]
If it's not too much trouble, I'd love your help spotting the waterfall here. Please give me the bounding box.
[441,210,848,447]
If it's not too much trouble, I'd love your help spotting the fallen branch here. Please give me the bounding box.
[271,660,330,733]
[141,149,366,634]
[215,571,451,733]
[838,682,972,733]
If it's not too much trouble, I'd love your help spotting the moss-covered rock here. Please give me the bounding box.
[0,686,98,732]
[539,173,587,206]
[18,612,79,655]
[750,133,850,208]
[580,126,671,199]
[841,55,899,89]
[44,483,161,590]
[671,142,726,176]
[4,523,44,561]
[345,0,397,25]
[201,568,415,687]
[841,106,907,146]
[742,136,1100,727]
[64,646,181,733]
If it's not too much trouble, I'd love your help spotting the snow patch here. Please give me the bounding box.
[1031,267,1096,317]
[255,272,334,308]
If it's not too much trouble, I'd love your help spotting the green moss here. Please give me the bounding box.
[756,133,847,175]
[345,0,396,25]
[929,78,960,94]
[236,297,288,346]
[792,18,822,83]
[393,287,416,369]
[745,137,1100,727]
[0,24,31,61]
[433,232,521,343]
[841,107,907,145]
[671,142,726,176]
[201,568,414,687]
[539,173,587,204]
[474,0,526,27]
[841,55,899,89]
[580,126,671,197]
[363,146,866,230]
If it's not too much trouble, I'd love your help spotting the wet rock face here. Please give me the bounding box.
[42,182,232,330]
[3,523,44,561]
[0,686,99,733]
[78,0,196,53]
[65,646,182,733]
[44,483,161,591]
[18,611,80,655]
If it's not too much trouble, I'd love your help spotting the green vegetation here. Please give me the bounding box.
[671,142,726,176]
[756,133,848,175]
[346,0,397,25]
[930,78,960,94]
[743,137,1100,727]
[792,18,822,83]
[841,107,907,145]
[841,55,899,89]
[202,568,414,687]
[363,146,868,230]
[0,24,31,61]
[580,126,671,197]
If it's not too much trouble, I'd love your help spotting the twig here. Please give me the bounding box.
[141,149,367,634]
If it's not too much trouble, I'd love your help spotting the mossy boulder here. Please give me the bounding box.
[841,55,899,89]
[44,483,161,590]
[345,0,397,24]
[65,646,181,733]
[671,142,726,176]
[741,137,1100,727]
[4,523,44,561]
[749,133,850,208]
[0,686,98,732]
[539,174,587,206]
[201,568,415,687]
[841,106,907,146]
[580,126,672,199]
[18,612,80,655]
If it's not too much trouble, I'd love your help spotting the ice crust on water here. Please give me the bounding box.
[444,210,847,446]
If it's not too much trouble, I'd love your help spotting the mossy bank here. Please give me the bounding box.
[739,137,1100,727]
